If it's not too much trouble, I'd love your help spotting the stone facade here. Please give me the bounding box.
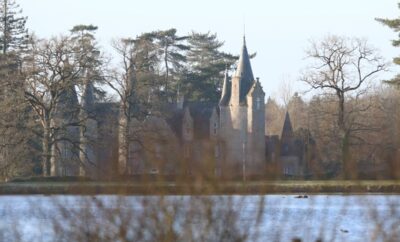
[218,37,266,176]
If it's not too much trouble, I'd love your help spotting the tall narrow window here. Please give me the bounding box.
[256,97,261,110]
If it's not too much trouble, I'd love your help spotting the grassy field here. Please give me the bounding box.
[1,180,400,195]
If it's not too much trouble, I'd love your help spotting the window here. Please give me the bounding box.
[214,145,219,158]
[256,97,261,110]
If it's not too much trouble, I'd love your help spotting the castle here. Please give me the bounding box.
[218,37,266,176]
[49,37,315,179]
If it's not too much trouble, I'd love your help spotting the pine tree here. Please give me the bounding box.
[153,28,189,99]
[70,25,104,96]
[376,4,400,86]
[184,32,236,102]
[0,0,31,180]
[0,0,28,54]
[132,32,162,116]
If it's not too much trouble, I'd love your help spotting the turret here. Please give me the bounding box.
[79,79,98,177]
[230,36,255,106]
[246,78,266,166]
[247,78,265,109]
[51,83,80,176]
[219,66,231,106]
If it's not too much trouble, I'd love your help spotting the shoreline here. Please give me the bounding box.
[1,180,400,195]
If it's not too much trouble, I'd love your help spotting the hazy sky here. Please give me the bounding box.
[18,0,400,100]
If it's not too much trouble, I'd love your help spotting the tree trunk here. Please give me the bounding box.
[337,93,345,132]
[79,124,89,177]
[42,124,51,176]
[337,93,354,179]
[118,103,129,176]
[79,104,89,177]
[164,45,169,95]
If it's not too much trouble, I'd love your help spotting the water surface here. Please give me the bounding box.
[0,195,398,242]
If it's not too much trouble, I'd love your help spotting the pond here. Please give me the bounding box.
[0,195,398,242]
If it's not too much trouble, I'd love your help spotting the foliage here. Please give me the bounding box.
[0,0,28,54]
[376,4,400,86]
[0,54,36,180]
[152,28,189,98]
[183,31,236,102]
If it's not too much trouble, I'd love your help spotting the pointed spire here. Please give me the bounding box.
[232,36,255,105]
[281,111,294,140]
[234,37,254,81]
[82,80,95,114]
[57,84,79,118]
[219,64,231,106]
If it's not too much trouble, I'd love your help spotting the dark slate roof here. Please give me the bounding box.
[187,102,216,140]
[94,102,119,125]
[166,102,217,141]
[233,36,255,105]
[281,111,294,140]
[81,81,96,114]
[92,100,218,142]
[219,69,231,106]
[56,85,80,121]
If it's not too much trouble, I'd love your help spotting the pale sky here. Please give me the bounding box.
[18,0,400,100]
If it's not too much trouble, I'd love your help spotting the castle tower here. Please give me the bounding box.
[50,84,80,176]
[219,37,266,176]
[219,67,231,106]
[229,36,254,107]
[79,79,98,177]
[246,78,265,169]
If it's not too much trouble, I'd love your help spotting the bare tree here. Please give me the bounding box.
[265,97,285,136]
[107,38,137,176]
[278,76,294,108]
[301,35,386,177]
[24,36,89,176]
[287,93,308,131]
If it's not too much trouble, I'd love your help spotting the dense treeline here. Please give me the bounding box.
[266,87,400,179]
[0,0,400,180]
[0,0,240,180]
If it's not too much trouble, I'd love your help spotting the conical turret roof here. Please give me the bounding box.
[233,36,255,104]
[219,66,231,106]
[57,83,79,119]
[82,80,95,114]
[281,111,294,139]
